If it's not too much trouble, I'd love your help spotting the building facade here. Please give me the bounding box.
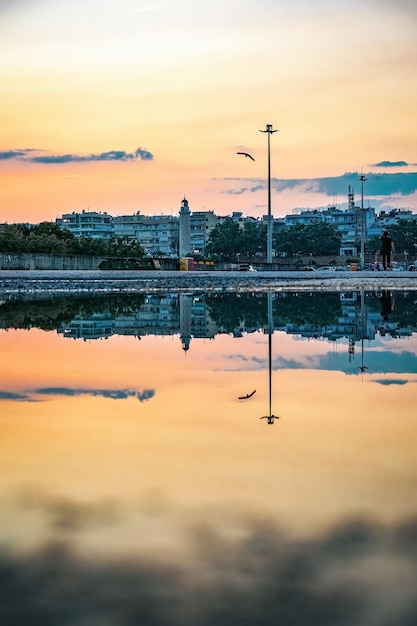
[57,210,113,240]
[113,213,179,257]
[190,210,218,254]
[55,192,416,258]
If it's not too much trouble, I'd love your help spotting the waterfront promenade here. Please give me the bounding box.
[0,269,416,298]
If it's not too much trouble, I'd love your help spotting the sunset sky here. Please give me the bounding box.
[1,0,417,223]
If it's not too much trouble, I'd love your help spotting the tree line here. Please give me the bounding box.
[0,222,144,257]
[205,218,417,259]
[3,291,416,333]
[205,220,343,258]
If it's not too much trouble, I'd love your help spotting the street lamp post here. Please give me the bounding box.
[259,124,278,265]
[359,173,367,270]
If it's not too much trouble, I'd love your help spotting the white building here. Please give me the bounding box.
[190,210,218,254]
[113,213,179,256]
[57,210,113,240]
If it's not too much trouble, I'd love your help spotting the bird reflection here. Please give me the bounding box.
[238,390,256,400]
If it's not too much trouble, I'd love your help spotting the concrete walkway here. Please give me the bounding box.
[0,269,416,297]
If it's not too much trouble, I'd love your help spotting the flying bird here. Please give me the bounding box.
[238,390,256,400]
[237,152,255,161]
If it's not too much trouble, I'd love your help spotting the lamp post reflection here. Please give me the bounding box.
[357,290,369,377]
[260,292,281,424]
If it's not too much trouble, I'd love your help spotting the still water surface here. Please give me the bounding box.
[1,290,416,624]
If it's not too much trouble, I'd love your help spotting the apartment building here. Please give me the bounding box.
[57,210,113,240]
[113,213,179,257]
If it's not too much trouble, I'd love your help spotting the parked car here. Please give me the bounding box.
[317,266,336,272]
[238,263,257,272]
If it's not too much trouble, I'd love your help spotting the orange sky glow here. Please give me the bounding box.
[1,0,417,223]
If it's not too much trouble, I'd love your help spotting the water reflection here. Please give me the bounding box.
[1,290,417,370]
[1,289,417,624]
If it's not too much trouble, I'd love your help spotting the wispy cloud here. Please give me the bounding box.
[370,378,412,386]
[0,147,154,164]
[36,387,155,402]
[0,390,36,402]
[221,171,417,200]
[131,3,168,13]
[0,387,155,403]
[0,149,33,160]
[371,160,409,168]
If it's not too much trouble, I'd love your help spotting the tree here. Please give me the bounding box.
[0,225,28,252]
[205,219,267,258]
[273,224,305,256]
[205,219,242,258]
[0,222,144,257]
[240,222,267,256]
[273,223,341,257]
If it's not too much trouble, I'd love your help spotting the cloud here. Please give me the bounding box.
[225,187,249,195]
[0,390,36,402]
[371,161,409,168]
[221,171,417,200]
[0,387,155,403]
[370,378,411,386]
[35,387,155,402]
[0,147,154,164]
[0,515,416,625]
[0,149,33,160]
[276,172,417,198]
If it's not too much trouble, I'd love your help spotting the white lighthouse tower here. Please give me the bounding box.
[179,197,191,257]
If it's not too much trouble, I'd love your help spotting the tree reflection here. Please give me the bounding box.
[0,295,146,330]
[273,292,342,326]
[1,292,417,340]
[205,293,268,333]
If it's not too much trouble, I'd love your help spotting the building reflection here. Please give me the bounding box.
[1,291,415,365]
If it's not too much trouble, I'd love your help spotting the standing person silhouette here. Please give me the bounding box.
[380,230,394,270]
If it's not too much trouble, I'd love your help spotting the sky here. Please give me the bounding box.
[1,0,417,223]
